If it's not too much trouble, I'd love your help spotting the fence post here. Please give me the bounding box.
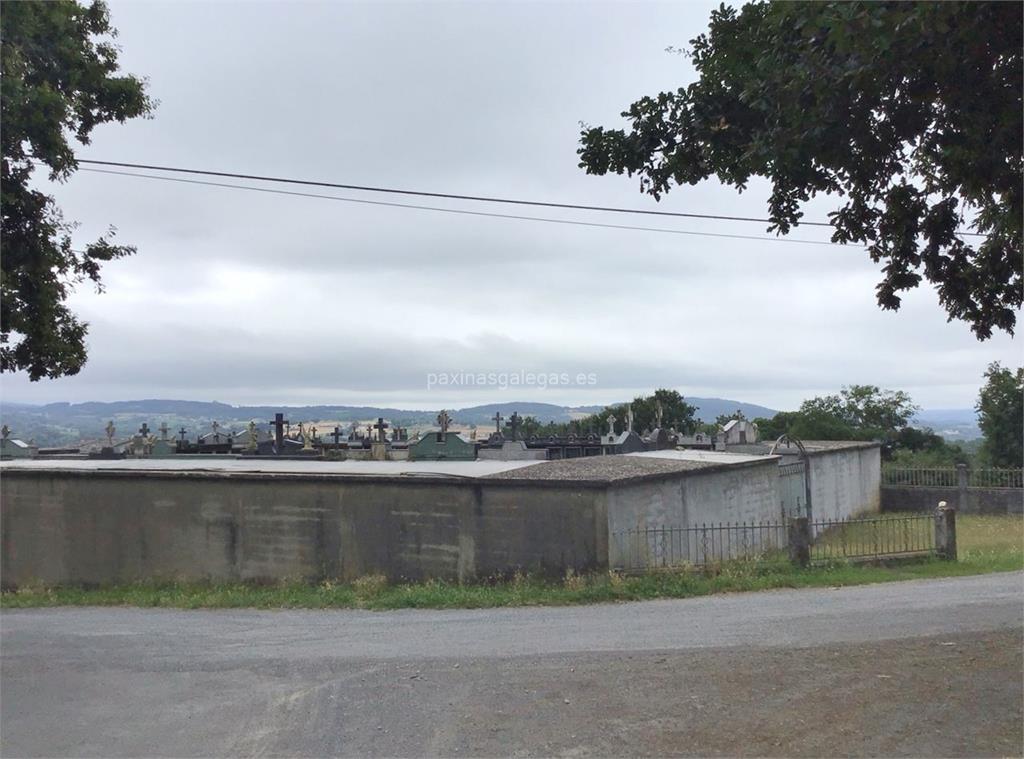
[956,463,969,513]
[788,517,810,568]
[934,501,957,561]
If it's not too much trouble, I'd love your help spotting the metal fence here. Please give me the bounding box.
[611,521,789,571]
[612,513,938,571]
[968,468,1023,488]
[882,467,1023,489]
[808,513,935,562]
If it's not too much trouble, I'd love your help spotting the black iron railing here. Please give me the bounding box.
[612,513,940,571]
[808,513,935,562]
[611,521,789,571]
[882,467,1023,489]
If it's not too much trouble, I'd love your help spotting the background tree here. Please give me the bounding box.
[582,388,698,435]
[1,0,153,380]
[579,2,1022,338]
[888,427,970,468]
[755,385,918,448]
[976,362,1024,468]
[715,409,746,428]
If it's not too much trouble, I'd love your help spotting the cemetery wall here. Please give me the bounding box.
[807,444,881,520]
[881,485,1023,515]
[605,459,781,534]
[0,470,608,587]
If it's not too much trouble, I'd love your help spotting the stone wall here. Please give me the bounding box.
[605,460,782,533]
[807,445,881,521]
[604,460,782,567]
[0,470,608,588]
[881,486,1023,515]
[1,448,887,587]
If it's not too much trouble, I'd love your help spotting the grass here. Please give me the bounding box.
[3,514,1021,611]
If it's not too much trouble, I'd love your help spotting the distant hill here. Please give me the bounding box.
[914,409,981,441]
[0,396,780,447]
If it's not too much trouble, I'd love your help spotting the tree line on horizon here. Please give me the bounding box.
[517,363,1022,470]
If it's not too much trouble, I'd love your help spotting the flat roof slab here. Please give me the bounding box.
[630,450,777,465]
[1,448,780,485]
[491,450,777,483]
[0,457,538,479]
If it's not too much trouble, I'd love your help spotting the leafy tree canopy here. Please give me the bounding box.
[715,409,746,427]
[976,362,1024,468]
[579,389,699,436]
[888,427,970,468]
[579,2,1022,338]
[755,385,919,446]
[1,0,153,380]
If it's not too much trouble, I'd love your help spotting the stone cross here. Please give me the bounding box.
[139,422,151,437]
[606,414,617,436]
[105,421,116,446]
[158,422,169,440]
[331,426,343,446]
[492,411,503,433]
[269,413,289,453]
[506,411,522,440]
[211,421,221,443]
[365,424,373,439]
[374,417,389,442]
[178,427,188,443]
[437,409,452,434]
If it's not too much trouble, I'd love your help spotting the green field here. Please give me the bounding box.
[3,514,1021,611]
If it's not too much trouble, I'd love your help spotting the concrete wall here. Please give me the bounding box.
[807,445,881,521]
[605,460,781,566]
[881,486,1023,515]
[0,470,607,588]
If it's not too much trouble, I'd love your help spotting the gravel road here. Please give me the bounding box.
[2,572,1021,757]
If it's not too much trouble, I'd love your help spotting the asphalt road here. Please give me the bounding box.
[2,572,1022,757]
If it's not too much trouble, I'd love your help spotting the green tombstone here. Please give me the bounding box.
[408,410,475,461]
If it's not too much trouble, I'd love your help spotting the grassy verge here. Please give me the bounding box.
[3,514,1021,611]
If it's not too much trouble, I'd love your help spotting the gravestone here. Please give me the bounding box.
[370,417,390,460]
[408,429,475,461]
[505,412,522,441]
[0,425,38,460]
[93,420,120,459]
[151,434,176,458]
[269,412,290,454]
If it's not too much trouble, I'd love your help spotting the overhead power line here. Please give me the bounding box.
[78,158,835,228]
[80,167,864,248]
[76,158,987,239]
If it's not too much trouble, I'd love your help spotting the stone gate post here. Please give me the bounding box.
[934,501,957,561]
[788,517,810,568]
[956,463,969,513]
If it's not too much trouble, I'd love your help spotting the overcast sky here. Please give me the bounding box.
[2,0,1019,411]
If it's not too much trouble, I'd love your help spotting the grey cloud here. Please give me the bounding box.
[2,1,1019,411]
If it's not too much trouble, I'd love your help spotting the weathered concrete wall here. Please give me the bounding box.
[604,460,781,567]
[0,471,607,587]
[881,486,1023,515]
[606,461,781,533]
[807,445,881,521]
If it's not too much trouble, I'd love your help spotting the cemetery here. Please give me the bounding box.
[0,405,881,587]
